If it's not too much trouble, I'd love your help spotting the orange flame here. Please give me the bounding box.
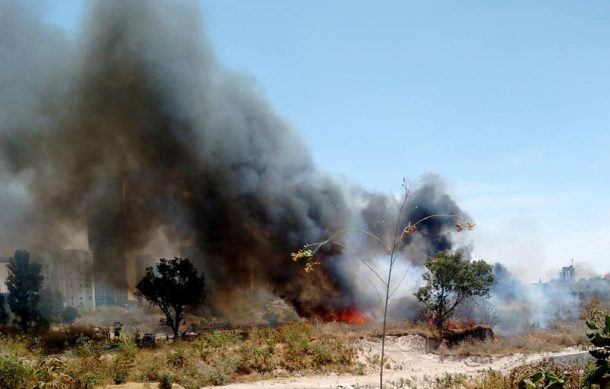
[322,308,367,324]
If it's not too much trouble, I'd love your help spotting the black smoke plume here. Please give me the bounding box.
[0,0,468,318]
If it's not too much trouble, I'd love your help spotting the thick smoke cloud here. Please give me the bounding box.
[0,0,468,317]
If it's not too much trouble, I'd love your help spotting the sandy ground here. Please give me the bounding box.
[102,335,589,389]
[198,335,589,389]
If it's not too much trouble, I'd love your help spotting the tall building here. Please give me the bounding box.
[559,260,576,283]
[126,254,157,301]
[44,249,96,309]
[87,176,128,306]
[0,256,10,294]
[134,254,157,283]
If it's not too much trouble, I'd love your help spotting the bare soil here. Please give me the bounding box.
[199,335,588,389]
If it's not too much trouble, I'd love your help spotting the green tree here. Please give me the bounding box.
[415,251,495,329]
[37,287,64,326]
[291,179,475,388]
[6,250,44,330]
[136,257,206,338]
[61,306,79,324]
[0,294,9,325]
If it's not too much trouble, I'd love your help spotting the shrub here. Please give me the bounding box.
[82,372,100,389]
[113,368,128,384]
[71,334,95,357]
[585,314,610,387]
[281,322,312,354]
[197,330,241,349]
[433,372,468,388]
[0,356,34,389]
[39,325,99,354]
[209,369,228,386]
[118,337,137,359]
[311,341,333,364]
[160,373,173,389]
[168,347,186,367]
[237,340,274,373]
[519,369,566,388]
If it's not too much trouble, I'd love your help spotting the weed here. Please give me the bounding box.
[168,347,186,367]
[433,372,468,388]
[82,372,100,389]
[281,322,313,353]
[203,367,228,386]
[356,363,366,375]
[0,356,34,389]
[238,340,274,373]
[160,373,174,389]
[113,368,127,384]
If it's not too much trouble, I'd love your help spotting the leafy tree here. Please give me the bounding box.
[61,306,79,324]
[136,257,205,337]
[0,294,9,325]
[6,250,44,330]
[291,179,475,388]
[37,288,64,326]
[415,251,495,329]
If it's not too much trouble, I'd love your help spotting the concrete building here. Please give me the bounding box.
[128,254,157,304]
[134,254,156,283]
[87,176,128,306]
[0,256,9,294]
[44,249,96,309]
[559,260,576,283]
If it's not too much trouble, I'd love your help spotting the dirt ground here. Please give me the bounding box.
[197,335,588,389]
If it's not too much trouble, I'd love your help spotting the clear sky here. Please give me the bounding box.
[44,0,610,281]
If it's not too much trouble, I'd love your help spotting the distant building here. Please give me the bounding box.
[0,256,9,294]
[128,254,157,304]
[87,176,128,306]
[135,254,156,283]
[44,249,96,309]
[559,260,576,283]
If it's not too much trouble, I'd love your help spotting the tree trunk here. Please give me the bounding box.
[173,308,182,339]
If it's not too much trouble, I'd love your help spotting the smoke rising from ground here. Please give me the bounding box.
[0,0,468,317]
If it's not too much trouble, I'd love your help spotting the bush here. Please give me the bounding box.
[519,369,567,388]
[585,315,610,387]
[281,322,312,354]
[168,347,186,367]
[311,341,333,364]
[118,337,137,360]
[82,372,100,389]
[160,373,174,389]
[0,356,34,389]
[39,325,99,354]
[237,340,274,373]
[208,369,228,386]
[113,368,127,384]
[197,330,241,349]
[433,372,468,388]
[62,306,79,324]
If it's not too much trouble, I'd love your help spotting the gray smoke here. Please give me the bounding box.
[0,0,468,318]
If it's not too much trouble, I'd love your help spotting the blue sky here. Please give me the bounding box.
[44,0,610,281]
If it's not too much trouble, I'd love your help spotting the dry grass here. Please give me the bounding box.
[444,320,588,357]
[0,318,592,387]
[0,321,358,388]
[450,360,588,389]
